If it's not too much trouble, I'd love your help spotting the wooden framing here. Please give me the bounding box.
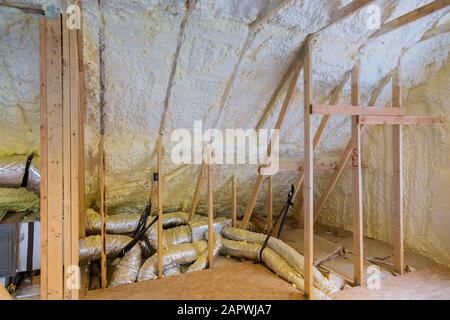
[358,115,442,125]
[241,1,380,230]
[97,0,107,288]
[189,162,205,221]
[207,152,214,269]
[40,6,85,299]
[157,136,164,277]
[231,176,237,227]
[373,0,450,38]
[303,38,314,299]
[351,65,364,286]
[266,176,273,231]
[311,104,404,116]
[392,69,404,275]
[99,136,107,288]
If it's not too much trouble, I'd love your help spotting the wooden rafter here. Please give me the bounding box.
[373,0,450,38]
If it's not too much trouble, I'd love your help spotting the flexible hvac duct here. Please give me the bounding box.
[109,244,142,287]
[138,240,208,281]
[187,233,223,273]
[222,227,337,295]
[85,208,141,235]
[147,224,192,249]
[0,156,28,188]
[221,238,329,300]
[79,234,135,262]
[79,235,142,287]
[190,217,231,241]
[27,157,40,193]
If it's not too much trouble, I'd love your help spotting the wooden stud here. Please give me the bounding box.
[351,64,364,287]
[311,104,404,116]
[157,136,164,277]
[266,176,273,232]
[189,163,205,221]
[303,38,314,300]
[358,115,442,125]
[61,3,73,299]
[44,19,64,300]
[392,69,404,275]
[99,138,107,289]
[39,19,48,301]
[207,151,214,269]
[98,8,107,288]
[231,176,237,227]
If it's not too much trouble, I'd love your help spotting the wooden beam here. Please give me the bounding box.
[303,39,314,300]
[39,18,48,301]
[207,152,214,269]
[392,69,404,275]
[231,175,237,227]
[358,115,442,125]
[311,104,404,116]
[373,0,450,38]
[98,8,107,288]
[189,163,205,221]
[266,176,273,232]
[40,12,84,300]
[44,19,64,300]
[99,138,107,289]
[157,136,164,278]
[351,65,364,287]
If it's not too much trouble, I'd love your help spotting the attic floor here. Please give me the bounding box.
[85,258,304,300]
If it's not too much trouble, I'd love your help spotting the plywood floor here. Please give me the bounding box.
[85,261,304,300]
[333,266,450,300]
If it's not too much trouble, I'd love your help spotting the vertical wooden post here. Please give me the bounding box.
[43,18,64,300]
[189,163,205,221]
[157,136,164,277]
[303,37,314,299]
[392,68,404,275]
[99,140,107,288]
[231,175,237,227]
[98,8,107,288]
[40,12,84,299]
[207,150,214,268]
[351,64,364,287]
[266,176,273,231]
[39,19,49,300]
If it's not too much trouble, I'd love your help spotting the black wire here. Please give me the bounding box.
[259,185,295,262]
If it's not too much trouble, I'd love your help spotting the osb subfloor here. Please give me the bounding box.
[85,259,304,300]
[333,266,450,300]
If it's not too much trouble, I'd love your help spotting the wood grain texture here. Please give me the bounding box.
[303,39,314,300]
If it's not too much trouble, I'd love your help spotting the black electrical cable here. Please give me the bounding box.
[119,201,157,258]
[258,185,295,262]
